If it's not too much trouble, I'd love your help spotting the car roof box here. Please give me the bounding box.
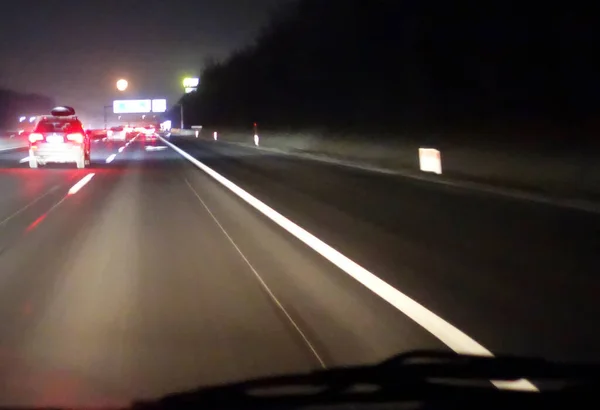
[51,106,76,116]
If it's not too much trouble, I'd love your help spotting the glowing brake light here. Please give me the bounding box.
[66,133,84,143]
[28,133,44,143]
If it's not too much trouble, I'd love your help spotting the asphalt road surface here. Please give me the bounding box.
[0,135,598,407]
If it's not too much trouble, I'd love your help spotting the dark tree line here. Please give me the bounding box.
[0,89,55,130]
[182,0,597,140]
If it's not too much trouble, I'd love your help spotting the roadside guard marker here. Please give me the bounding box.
[419,148,442,175]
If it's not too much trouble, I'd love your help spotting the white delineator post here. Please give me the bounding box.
[214,131,218,141]
[419,148,442,174]
[253,122,259,146]
[192,125,202,138]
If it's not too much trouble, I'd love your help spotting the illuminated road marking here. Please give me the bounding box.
[145,146,167,151]
[160,136,537,392]
[68,173,95,195]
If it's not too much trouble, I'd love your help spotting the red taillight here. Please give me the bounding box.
[66,133,84,143]
[29,133,44,143]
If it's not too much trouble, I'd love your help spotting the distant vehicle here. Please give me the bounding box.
[28,106,90,169]
[145,132,159,141]
[87,128,108,141]
[125,125,139,140]
[108,125,126,140]
[17,113,46,136]
[140,125,158,137]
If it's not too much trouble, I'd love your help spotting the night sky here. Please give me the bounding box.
[0,0,289,126]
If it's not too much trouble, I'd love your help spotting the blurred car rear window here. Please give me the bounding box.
[35,119,83,133]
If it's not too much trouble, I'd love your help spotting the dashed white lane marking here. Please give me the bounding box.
[184,178,327,369]
[106,136,139,162]
[68,173,95,195]
[145,146,167,151]
[161,135,538,392]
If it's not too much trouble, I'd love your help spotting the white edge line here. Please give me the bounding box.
[184,178,327,369]
[19,156,31,163]
[159,136,538,392]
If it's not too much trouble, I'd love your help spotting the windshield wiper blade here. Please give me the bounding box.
[376,350,600,384]
[132,351,600,409]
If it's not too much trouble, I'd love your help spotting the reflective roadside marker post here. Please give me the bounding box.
[418,148,442,174]
[191,125,202,138]
[214,131,218,141]
[253,122,259,146]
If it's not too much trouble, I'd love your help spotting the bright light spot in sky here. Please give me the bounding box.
[116,79,128,91]
[183,77,199,87]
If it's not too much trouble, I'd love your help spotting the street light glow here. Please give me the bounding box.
[183,77,199,88]
[116,79,128,91]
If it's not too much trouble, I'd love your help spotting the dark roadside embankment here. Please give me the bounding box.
[172,127,600,209]
[170,0,598,206]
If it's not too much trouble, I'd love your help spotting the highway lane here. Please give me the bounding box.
[0,137,445,407]
[168,136,600,364]
[0,136,27,153]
